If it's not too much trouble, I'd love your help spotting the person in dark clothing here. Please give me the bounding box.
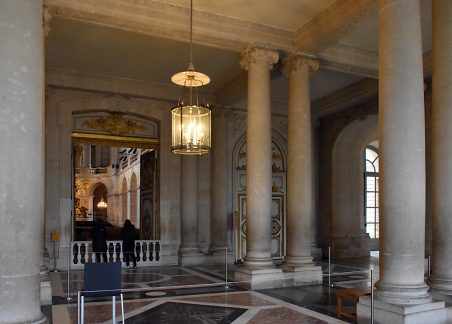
[121,219,137,268]
[91,218,108,263]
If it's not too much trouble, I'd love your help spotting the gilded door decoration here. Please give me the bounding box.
[234,139,286,261]
[82,113,149,135]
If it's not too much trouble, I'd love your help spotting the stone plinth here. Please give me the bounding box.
[357,296,446,324]
[178,252,207,267]
[282,265,323,286]
[235,267,284,290]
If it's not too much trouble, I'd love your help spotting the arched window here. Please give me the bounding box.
[364,143,379,238]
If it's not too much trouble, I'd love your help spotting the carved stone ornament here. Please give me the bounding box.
[282,54,319,77]
[82,113,148,135]
[240,45,279,71]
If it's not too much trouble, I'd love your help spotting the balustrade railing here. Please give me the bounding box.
[70,240,161,268]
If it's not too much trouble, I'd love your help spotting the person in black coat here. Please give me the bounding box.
[91,218,108,263]
[121,219,137,268]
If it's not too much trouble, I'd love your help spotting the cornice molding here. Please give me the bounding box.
[45,68,215,104]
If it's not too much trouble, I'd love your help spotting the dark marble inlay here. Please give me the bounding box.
[122,273,165,283]
[127,301,246,324]
[248,307,327,324]
[145,274,215,287]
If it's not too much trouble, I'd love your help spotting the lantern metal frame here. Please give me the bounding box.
[170,0,211,155]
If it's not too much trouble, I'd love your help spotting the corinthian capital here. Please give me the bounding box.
[282,54,319,77]
[240,45,279,71]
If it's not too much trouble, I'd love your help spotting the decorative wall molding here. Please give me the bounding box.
[81,113,148,136]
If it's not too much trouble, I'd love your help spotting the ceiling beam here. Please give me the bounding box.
[318,44,378,78]
[312,78,378,118]
[295,0,378,54]
[45,0,293,52]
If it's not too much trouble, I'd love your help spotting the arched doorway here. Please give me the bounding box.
[233,135,287,261]
[92,182,108,221]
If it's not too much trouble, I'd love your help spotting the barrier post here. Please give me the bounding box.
[371,269,374,324]
[225,247,229,289]
[328,246,332,287]
[66,243,72,301]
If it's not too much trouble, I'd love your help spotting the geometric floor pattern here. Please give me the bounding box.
[49,257,379,323]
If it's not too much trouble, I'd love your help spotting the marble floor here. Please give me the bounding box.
[48,256,379,323]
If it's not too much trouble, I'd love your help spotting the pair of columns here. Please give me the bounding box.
[239,47,319,269]
[358,0,451,321]
[178,48,319,273]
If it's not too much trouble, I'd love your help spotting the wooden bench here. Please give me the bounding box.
[336,288,371,320]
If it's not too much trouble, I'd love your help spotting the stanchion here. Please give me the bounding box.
[225,247,229,289]
[328,246,333,287]
[66,242,72,301]
[428,255,431,278]
[371,268,374,324]
[51,230,60,272]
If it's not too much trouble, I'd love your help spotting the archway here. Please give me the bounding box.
[331,115,377,258]
[92,182,108,221]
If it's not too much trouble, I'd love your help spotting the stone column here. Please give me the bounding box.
[127,190,131,220]
[209,110,229,254]
[136,187,141,229]
[234,46,284,290]
[178,156,203,265]
[0,1,46,323]
[430,0,452,302]
[282,55,322,285]
[358,0,445,322]
[377,0,429,304]
[40,6,53,306]
[240,46,278,267]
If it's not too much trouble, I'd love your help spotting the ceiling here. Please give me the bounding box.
[45,0,432,115]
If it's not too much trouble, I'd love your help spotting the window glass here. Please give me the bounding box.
[364,145,379,239]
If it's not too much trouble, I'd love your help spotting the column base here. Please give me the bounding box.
[431,277,452,304]
[234,266,284,290]
[357,296,446,324]
[40,265,52,306]
[178,249,206,266]
[282,264,323,286]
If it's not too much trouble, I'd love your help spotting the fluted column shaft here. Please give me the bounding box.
[240,46,279,267]
[210,111,229,251]
[376,0,429,304]
[179,156,200,252]
[431,0,452,297]
[0,1,46,322]
[283,55,318,265]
